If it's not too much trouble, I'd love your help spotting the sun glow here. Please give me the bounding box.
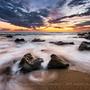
[0,15,90,32]
[0,21,29,31]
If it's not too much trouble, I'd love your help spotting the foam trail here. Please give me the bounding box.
[0,34,90,73]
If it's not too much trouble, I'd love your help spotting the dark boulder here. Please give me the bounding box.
[15,38,25,43]
[85,34,90,40]
[47,54,69,69]
[79,41,90,51]
[31,38,45,42]
[50,41,74,45]
[78,32,87,36]
[19,53,35,67]
[19,53,43,73]
[78,32,90,40]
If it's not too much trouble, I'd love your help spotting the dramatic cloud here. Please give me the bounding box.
[0,0,90,32]
[76,21,90,26]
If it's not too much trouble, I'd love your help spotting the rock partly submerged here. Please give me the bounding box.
[15,38,25,43]
[0,53,69,75]
[15,53,69,74]
[19,53,43,73]
[78,32,90,40]
[6,35,13,38]
[47,54,69,69]
[79,41,90,51]
[50,41,74,46]
[31,38,45,42]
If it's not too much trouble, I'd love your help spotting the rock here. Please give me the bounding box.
[6,35,13,38]
[19,53,34,67]
[78,32,87,36]
[78,32,90,40]
[50,41,74,45]
[19,53,43,73]
[79,41,90,51]
[15,38,25,43]
[31,38,45,42]
[47,54,69,69]
[85,34,90,40]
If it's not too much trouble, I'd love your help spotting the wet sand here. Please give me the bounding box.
[0,69,90,90]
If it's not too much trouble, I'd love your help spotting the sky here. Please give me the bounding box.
[0,0,90,32]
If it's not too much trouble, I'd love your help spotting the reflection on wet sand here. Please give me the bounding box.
[0,69,90,90]
[29,70,58,83]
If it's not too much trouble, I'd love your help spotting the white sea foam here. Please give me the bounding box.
[0,34,90,73]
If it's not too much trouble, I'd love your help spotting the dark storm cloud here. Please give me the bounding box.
[76,21,90,26]
[68,0,86,7]
[83,7,90,16]
[0,0,90,27]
